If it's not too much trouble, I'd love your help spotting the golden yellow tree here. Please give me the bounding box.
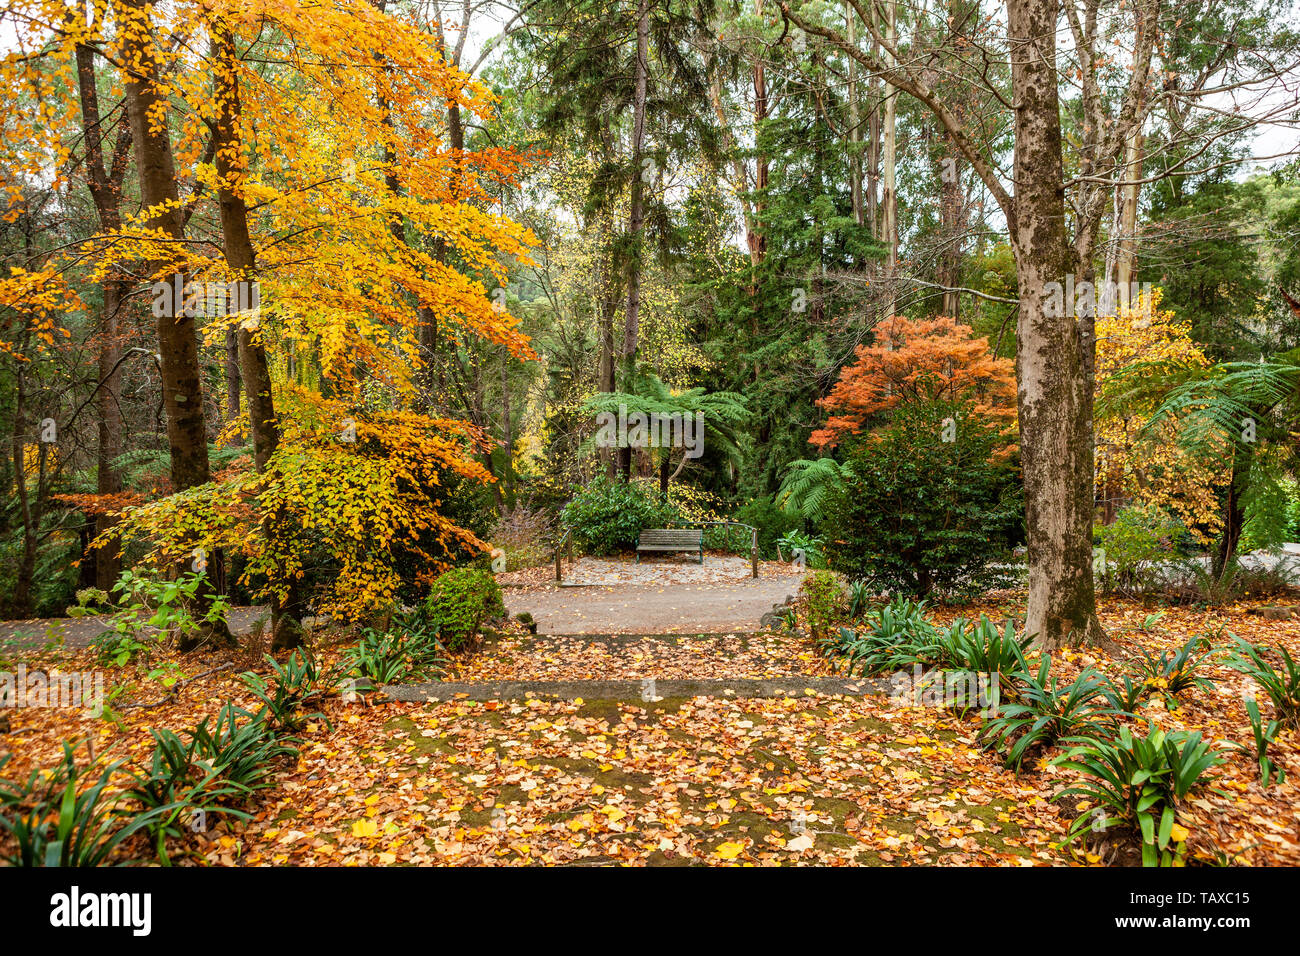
[1095,289,1228,540]
[2,0,538,627]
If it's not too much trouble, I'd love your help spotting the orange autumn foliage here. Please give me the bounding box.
[810,316,1016,450]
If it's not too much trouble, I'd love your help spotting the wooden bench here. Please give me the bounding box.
[636,528,704,564]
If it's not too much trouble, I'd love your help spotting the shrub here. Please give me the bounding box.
[90,632,155,667]
[1240,472,1300,552]
[847,580,873,619]
[1243,699,1287,786]
[560,475,677,555]
[239,649,330,732]
[1100,673,1150,713]
[821,399,1022,598]
[799,569,847,641]
[937,616,1030,680]
[125,728,252,863]
[89,567,232,661]
[1054,723,1222,867]
[1128,633,1217,707]
[190,703,297,792]
[1094,505,1180,595]
[0,743,169,867]
[127,703,297,862]
[776,530,825,568]
[1233,559,1300,600]
[734,496,802,559]
[420,568,505,651]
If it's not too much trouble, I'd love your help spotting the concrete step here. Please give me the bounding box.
[510,631,760,644]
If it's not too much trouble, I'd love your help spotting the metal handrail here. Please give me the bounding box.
[656,519,760,578]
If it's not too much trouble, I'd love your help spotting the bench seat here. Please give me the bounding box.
[636,529,704,564]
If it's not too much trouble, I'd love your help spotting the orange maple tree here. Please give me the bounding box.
[810,316,1016,450]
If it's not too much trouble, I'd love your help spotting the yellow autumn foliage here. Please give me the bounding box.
[1095,289,1229,541]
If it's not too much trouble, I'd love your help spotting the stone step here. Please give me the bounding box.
[512,631,760,643]
[382,675,891,703]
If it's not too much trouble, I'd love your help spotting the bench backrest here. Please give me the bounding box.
[638,528,702,545]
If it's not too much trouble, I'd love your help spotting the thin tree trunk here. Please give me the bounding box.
[121,0,212,493]
[225,329,241,421]
[866,11,880,240]
[211,24,298,650]
[619,0,650,481]
[880,0,899,313]
[1213,443,1252,582]
[500,349,512,511]
[74,38,128,590]
[10,365,39,616]
[847,2,864,230]
[119,0,232,647]
[1101,39,1148,316]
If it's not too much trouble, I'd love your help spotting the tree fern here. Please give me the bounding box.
[578,369,749,470]
[775,458,851,521]
[1139,361,1300,457]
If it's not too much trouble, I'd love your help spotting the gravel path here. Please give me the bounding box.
[0,606,271,651]
[503,574,806,634]
[1,569,807,650]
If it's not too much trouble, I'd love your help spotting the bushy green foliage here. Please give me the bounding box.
[821,400,1022,598]
[420,568,505,651]
[847,580,873,619]
[1239,470,1300,552]
[1095,505,1181,595]
[0,744,170,866]
[1100,672,1150,713]
[937,617,1031,680]
[1226,636,1300,728]
[820,596,938,675]
[190,702,297,793]
[1,702,297,866]
[1054,723,1223,867]
[239,649,330,732]
[776,529,824,567]
[86,568,232,665]
[345,619,446,683]
[734,495,802,559]
[798,569,846,640]
[560,475,677,555]
[1128,633,1217,706]
[981,661,1124,770]
[821,599,1030,686]
[122,712,293,863]
[774,458,851,522]
[1244,699,1287,786]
